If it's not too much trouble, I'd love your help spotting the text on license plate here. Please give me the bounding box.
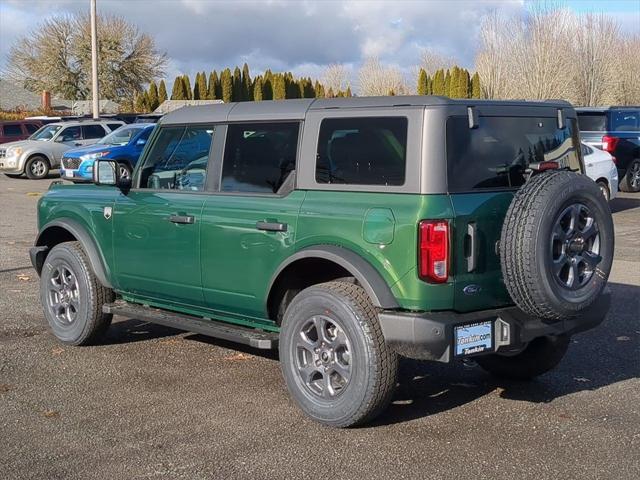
[454,320,493,356]
[65,170,73,177]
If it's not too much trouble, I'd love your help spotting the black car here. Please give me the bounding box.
[577,107,640,192]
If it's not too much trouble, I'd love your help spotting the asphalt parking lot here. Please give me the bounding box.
[0,173,638,480]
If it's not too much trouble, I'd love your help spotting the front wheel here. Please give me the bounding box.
[25,155,50,179]
[280,281,398,427]
[619,159,640,192]
[117,162,132,180]
[475,334,570,380]
[596,180,610,201]
[40,241,114,345]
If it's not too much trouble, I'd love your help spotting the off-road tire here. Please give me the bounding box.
[25,155,50,179]
[280,281,398,427]
[475,334,570,380]
[40,241,114,345]
[619,159,640,192]
[500,170,614,320]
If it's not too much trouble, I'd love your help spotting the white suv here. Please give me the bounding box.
[0,119,124,179]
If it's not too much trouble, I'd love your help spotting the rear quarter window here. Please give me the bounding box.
[447,116,581,192]
[3,124,22,136]
[611,110,639,132]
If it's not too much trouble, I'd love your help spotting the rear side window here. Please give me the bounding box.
[82,124,107,139]
[447,116,581,192]
[3,124,22,136]
[221,122,299,194]
[611,110,639,132]
[138,125,214,191]
[108,123,123,131]
[25,123,40,134]
[316,117,407,186]
[577,113,607,131]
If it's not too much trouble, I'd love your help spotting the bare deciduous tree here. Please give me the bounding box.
[8,13,166,101]
[358,57,408,96]
[570,13,620,106]
[613,34,640,106]
[419,49,456,76]
[475,11,516,99]
[322,64,351,94]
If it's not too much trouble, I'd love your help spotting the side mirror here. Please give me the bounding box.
[136,138,147,146]
[93,160,119,186]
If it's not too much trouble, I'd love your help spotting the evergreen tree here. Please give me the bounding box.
[158,79,168,104]
[326,87,335,98]
[432,69,445,95]
[449,67,460,98]
[147,81,159,111]
[417,68,428,95]
[242,63,252,101]
[207,70,219,100]
[182,74,192,100]
[314,80,325,98]
[444,69,451,97]
[194,71,207,100]
[232,66,242,101]
[253,76,263,101]
[471,72,481,99]
[193,72,201,100]
[345,86,352,97]
[134,91,148,112]
[220,68,233,103]
[459,69,471,98]
[263,70,274,100]
[272,73,286,100]
[170,75,186,100]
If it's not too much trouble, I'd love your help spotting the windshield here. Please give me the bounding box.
[30,124,62,141]
[98,126,144,146]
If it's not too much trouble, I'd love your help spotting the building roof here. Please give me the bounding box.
[160,96,574,125]
[0,79,72,111]
[154,99,224,114]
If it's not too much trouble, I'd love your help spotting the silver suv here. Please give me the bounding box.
[0,119,124,179]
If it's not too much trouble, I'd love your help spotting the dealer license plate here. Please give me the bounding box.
[454,320,493,356]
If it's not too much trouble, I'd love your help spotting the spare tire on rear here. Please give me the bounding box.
[500,170,614,320]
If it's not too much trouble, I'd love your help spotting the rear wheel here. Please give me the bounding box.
[25,155,50,179]
[280,281,398,427]
[619,159,640,192]
[475,335,570,380]
[596,180,610,201]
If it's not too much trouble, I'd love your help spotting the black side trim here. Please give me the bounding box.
[268,245,399,309]
[35,219,112,288]
[104,300,278,349]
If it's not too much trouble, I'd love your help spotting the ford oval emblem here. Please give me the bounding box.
[463,284,482,295]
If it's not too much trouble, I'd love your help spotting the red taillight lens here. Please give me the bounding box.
[419,220,449,283]
[602,135,619,154]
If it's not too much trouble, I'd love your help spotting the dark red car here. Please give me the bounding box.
[0,120,43,144]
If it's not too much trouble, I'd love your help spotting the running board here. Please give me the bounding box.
[103,301,278,349]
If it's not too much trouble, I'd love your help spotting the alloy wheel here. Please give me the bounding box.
[47,264,80,325]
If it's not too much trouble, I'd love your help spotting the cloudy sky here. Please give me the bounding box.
[1,0,638,85]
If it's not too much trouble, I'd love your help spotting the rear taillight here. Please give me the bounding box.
[602,135,619,154]
[419,220,449,283]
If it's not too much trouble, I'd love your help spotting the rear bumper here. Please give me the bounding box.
[378,290,611,362]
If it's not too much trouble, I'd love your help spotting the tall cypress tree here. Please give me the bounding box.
[170,75,186,100]
[194,71,207,100]
[147,81,159,111]
[314,80,325,98]
[471,72,482,99]
[272,74,286,100]
[182,74,193,100]
[193,72,201,100]
[345,86,352,97]
[263,70,273,100]
[460,69,471,98]
[241,63,252,101]
[158,79,168,104]
[135,91,148,112]
[253,76,263,101]
[207,70,220,100]
[220,68,233,103]
[232,66,242,101]
[449,67,460,98]
[432,69,445,95]
[444,69,451,97]
[417,68,428,95]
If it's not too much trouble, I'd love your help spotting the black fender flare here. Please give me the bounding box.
[33,218,113,288]
[268,245,399,309]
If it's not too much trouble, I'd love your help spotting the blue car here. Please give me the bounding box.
[60,123,155,182]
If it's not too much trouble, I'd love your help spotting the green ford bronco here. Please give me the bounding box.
[31,97,614,427]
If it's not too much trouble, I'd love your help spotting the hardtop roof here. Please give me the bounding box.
[160,96,574,125]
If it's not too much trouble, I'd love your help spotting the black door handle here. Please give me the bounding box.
[256,221,287,232]
[169,214,195,224]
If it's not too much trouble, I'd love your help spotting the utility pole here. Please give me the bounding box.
[90,0,99,119]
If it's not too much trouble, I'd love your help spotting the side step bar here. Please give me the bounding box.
[103,301,278,349]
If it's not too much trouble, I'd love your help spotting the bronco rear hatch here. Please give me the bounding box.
[445,110,583,312]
